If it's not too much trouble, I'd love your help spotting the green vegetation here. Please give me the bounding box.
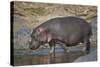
[32,7,47,16]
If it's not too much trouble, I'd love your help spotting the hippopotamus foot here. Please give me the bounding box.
[84,38,90,54]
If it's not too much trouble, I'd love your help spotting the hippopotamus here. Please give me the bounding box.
[29,16,92,53]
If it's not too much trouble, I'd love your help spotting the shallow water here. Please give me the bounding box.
[13,47,96,66]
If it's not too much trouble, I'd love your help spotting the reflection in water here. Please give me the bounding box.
[14,51,83,66]
[14,45,97,66]
[48,51,83,64]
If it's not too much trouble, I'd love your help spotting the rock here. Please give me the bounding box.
[90,17,97,42]
[74,50,97,62]
[13,16,32,49]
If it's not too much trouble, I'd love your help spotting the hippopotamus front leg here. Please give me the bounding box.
[49,40,56,54]
[49,45,55,54]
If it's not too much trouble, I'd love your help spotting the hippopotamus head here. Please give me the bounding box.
[29,37,43,50]
[29,27,49,50]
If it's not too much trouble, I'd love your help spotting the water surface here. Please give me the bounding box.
[14,47,96,66]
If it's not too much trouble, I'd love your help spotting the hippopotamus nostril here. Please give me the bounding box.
[29,45,34,50]
[30,47,34,50]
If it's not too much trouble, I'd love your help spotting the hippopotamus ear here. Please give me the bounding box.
[37,27,45,34]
